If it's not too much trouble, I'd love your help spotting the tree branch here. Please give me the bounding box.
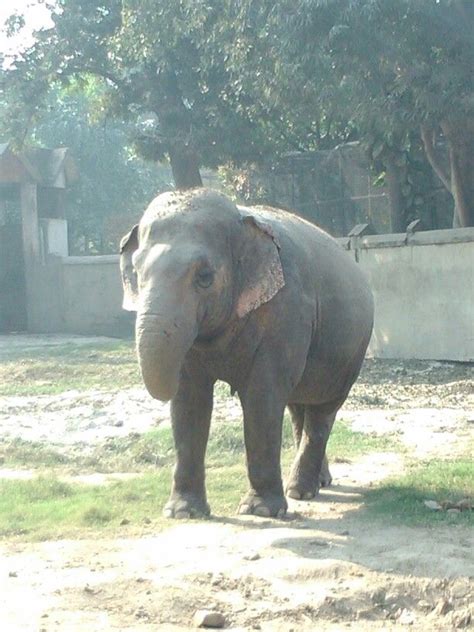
[420,125,451,193]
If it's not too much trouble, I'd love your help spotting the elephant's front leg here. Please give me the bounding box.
[238,377,287,518]
[163,367,214,519]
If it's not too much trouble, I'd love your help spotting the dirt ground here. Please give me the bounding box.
[0,335,473,631]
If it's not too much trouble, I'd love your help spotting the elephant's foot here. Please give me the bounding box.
[285,471,321,500]
[286,456,332,499]
[285,481,319,500]
[238,491,287,518]
[163,492,210,519]
[318,460,333,488]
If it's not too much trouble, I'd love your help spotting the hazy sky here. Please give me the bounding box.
[0,0,53,59]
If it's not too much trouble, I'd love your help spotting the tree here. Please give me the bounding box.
[1,0,288,189]
[2,78,172,253]
[268,0,474,227]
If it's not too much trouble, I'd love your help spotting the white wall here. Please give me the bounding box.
[342,228,474,361]
[29,228,474,361]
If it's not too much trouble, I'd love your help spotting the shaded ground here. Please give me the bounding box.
[0,335,473,631]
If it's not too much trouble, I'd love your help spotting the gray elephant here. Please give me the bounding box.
[120,189,373,518]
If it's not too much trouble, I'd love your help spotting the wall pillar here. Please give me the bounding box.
[20,182,41,330]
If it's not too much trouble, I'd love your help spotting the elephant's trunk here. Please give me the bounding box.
[136,311,197,402]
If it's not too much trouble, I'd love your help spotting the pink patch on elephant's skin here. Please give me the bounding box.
[236,259,285,318]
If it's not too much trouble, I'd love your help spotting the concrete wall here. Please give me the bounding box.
[29,254,133,337]
[340,227,474,362]
[27,227,474,361]
[61,256,132,337]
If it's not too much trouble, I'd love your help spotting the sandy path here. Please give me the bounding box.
[1,456,472,631]
[0,336,472,630]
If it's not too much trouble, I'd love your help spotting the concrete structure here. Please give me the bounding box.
[22,225,474,361]
[340,227,474,362]
[0,144,78,332]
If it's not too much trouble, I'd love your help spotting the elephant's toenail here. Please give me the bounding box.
[175,510,191,519]
[287,489,302,500]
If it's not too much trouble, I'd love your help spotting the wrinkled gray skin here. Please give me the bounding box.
[120,189,374,519]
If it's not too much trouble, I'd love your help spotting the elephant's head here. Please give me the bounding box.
[120,189,285,401]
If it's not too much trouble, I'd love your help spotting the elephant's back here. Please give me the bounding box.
[247,204,372,306]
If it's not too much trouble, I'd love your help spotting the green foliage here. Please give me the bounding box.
[5,79,171,253]
[268,0,474,225]
[0,0,286,188]
[1,0,472,228]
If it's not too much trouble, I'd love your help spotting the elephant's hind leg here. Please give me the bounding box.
[288,404,304,448]
[285,404,336,500]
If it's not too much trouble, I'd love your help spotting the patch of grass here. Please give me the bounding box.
[0,464,249,541]
[0,472,171,540]
[207,463,248,514]
[325,419,400,460]
[98,427,176,469]
[1,414,399,474]
[364,458,473,525]
[0,342,238,398]
[0,438,74,468]
[0,341,140,396]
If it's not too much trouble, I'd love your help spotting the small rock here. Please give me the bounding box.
[457,498,473,511]
[135,606,149,620]
[398,608,415,625]
[193,610,226,628]
[452,609,472,629]
[114,420,124,427]
[83,585,98,595]
[417,599,432,611]
[434,598,452,616]
[244,552,260,561]
[424,500,442,511]
[450,583,470,599]
[143,517,152,524]
[120,518,130,526]
[370,588,386,605]
[8,571,18,578]
[356,608,374,620]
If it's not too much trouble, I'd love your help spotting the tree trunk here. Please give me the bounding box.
[421,121,474,228]
[384,155,405,233]
[441,119,474,227]
[169,143,203,190]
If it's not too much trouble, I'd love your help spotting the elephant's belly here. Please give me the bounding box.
[289,353,360,406]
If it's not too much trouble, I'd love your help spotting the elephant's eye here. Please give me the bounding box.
[195,269,214,289]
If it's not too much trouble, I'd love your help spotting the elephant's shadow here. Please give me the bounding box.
[210,482,460,581]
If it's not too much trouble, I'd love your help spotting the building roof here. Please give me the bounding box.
[0,143,79,188]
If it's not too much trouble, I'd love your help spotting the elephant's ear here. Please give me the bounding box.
[119,225,139,312]
[236,214,285,318]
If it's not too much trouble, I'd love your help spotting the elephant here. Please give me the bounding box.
[120,188,374,519]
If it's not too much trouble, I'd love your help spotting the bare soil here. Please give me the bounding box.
[0,336,473,631]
